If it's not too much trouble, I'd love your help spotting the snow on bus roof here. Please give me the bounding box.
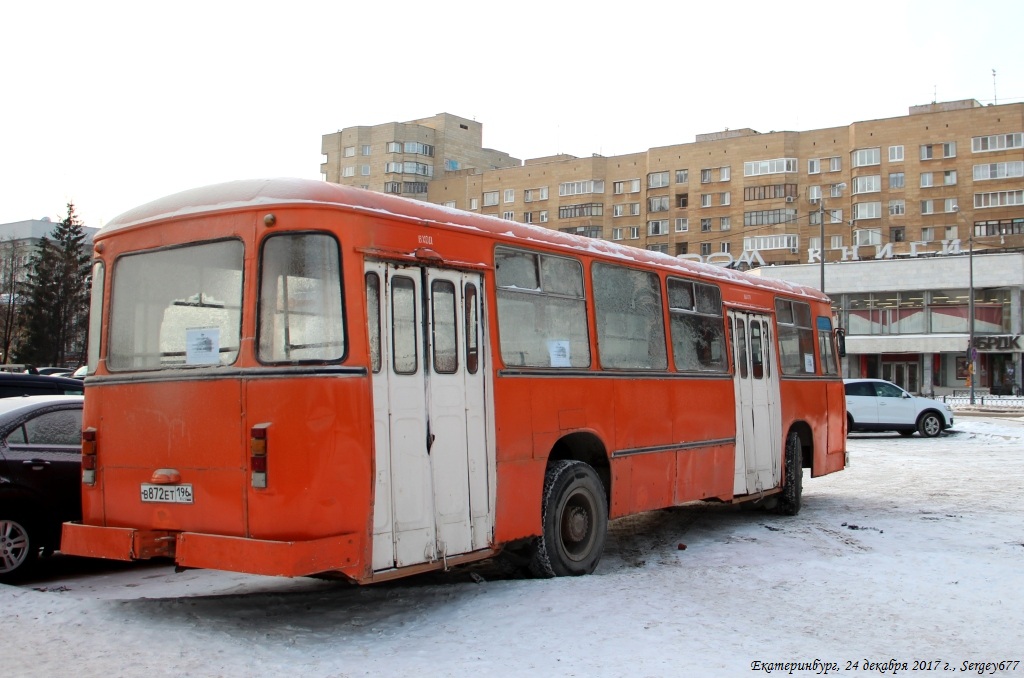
[102,178,825,302]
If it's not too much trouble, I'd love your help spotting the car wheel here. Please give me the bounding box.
[917,412,943,438]
[774,431,803,516]
[846,414,854,436]
[898,430,915,437]
[0,514,39,583]
[529,460,608,578]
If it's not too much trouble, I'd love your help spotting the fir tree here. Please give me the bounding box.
[14,203,91,367]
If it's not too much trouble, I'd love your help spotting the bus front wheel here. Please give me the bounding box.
[529,460,608,578]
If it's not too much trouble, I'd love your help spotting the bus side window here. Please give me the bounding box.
[817,316,838,375]
[431,280,458,374]
[750,320,764,379]
[366,272,381,373]
[593,262,667,370]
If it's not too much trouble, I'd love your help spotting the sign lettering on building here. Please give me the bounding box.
[677,240,964,268]
[972,335,1022,352]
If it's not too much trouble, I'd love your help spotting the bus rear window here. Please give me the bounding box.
[108,240,243,370]
[258,233,345,363]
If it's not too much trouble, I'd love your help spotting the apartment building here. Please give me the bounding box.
[323,100,1023,267]
[321,112,520,198]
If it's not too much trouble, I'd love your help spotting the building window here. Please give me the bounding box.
[612,228,623,241]
[524,186,549,202]
[629,227,640,240]
[648,220,668,236]
[504,189,515,204]
[889,199,906,216]
[613,179,641,194]
[943,142,957,158]
[700,169,712,183]
[889,145,904,162]
[647,172,670,189]
[361,145,371,156]
[743,209,798,227]
[974,190,1024,208]
[503,211,515,221]
[675,218,689,232]
[720,242,731,253]
[972,132,1024,153]
[403,142,434,156]
[920,144,935,161]
[852,148,880,168]
[719,192,731,206]
[745,184,799,201]
[342,166,355,178]
[720,217,731,231]
[973,161,1024,180]
[700,243,711,256]
[647,244,668,254]
[675,169,689,183]
[523,212,533,224]
[829,156,842,172]
[444,200,456,208]
[483,191,499,207]
[853,175,881,194]
[891,227,905,243]
[853,202,880,220]
[558,203,604,219]
[830,235,844,249]
[943,170,957,186]
[470,198,479,210]
[719,166,731,181]
[649,196,670,212]
[539,211,549,222]
[560,180,604,196]
[445,159,461,171]
[677,194,689,208]
[808,158,821,175]
[945,198,959,213]
[889,172,905,189]
[743,158,798,176]
[853,229,881,246]
[808,185,822,203]
[920,172,934,188]
[403,182,427,194]
[742,234,799,251]
[344,146,356,157]
[676,242,689,255]
[921,227,935,242]
[360,165,370,176]
[561,226,602,238]
[700,218,712,232]
[384,182,401,194]
[387,142,402,153]
[921,199,935,215]
[700,194,711,208]
[945,225,958,240]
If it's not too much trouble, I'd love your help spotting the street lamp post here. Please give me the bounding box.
[818,182,846,294]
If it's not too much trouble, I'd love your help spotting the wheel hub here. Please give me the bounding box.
[565,505,590,543]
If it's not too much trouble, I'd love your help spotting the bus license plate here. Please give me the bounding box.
[140,484,194,504]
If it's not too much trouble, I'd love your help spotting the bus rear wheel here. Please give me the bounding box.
[774,431,803,516]
[529,460,608,578]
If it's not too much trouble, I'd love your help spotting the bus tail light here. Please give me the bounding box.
[250,423,270,489]
[82,427,97,485]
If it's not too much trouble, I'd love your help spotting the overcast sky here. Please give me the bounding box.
[2,0,1021,228]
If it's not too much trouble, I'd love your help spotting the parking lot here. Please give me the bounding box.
[3,414,1023,677]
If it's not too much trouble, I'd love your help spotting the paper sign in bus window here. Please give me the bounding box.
[186,327,221,365]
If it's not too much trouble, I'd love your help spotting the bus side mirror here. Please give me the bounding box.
[835,328,846,358]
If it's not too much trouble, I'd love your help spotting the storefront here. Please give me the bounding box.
[753,251,1024,396]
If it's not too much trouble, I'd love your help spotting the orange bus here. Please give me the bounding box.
[62,178,846,582]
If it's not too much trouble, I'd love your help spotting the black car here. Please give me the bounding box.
[0,395,84,582]
[0,373,84,399]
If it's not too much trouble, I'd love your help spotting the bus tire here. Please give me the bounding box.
[775,431,803,516]
[529,460,608,578]
[0,513,39,584]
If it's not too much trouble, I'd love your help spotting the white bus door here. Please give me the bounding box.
[366,261,491,571]
[730,311,782,496]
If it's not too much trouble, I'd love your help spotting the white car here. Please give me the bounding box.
[844,378,954,437]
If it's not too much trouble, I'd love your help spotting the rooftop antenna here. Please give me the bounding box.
[932,84,937,104]
[993,69,998,105]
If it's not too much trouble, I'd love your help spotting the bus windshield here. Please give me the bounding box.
[108,240,243,370]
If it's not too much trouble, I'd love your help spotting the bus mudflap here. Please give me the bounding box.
[176,532,360,578]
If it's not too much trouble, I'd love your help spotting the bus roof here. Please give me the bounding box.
[101,178,827,303]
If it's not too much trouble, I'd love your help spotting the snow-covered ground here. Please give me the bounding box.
[3,416,1023,677]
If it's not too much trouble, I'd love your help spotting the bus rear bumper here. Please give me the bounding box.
[62,522,360,578]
